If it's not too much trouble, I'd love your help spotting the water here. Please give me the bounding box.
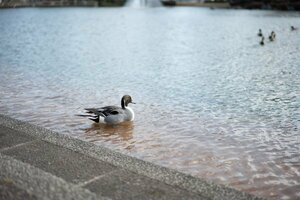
[0,7,300,200]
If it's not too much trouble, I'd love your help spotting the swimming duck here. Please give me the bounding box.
[291,26,298,31]
[258,29,263,37]
[269,31,276,41]
[260,36,264,46]
[272,31,276,39]
[80,95,135,125]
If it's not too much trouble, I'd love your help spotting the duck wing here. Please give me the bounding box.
[85,106,124,117]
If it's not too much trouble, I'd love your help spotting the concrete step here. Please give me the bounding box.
[0,114,264,200]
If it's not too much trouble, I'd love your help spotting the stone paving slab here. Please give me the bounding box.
[0,114,264,200]
[85,169,205,200]
[0,154,102,200]
[0,126,35,150]
[2,140,117,184]
[0,178,38,200]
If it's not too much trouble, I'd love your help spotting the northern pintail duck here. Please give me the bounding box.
[80,95,135,125]
[269,31,276,41]
[258,29,263,37]
[291,26,298,31]
[260,36,264,46]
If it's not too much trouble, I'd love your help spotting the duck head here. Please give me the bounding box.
[121,95,135,108]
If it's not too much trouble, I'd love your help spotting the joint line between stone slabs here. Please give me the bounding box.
[76,170,119,188]
[0,140,38,153]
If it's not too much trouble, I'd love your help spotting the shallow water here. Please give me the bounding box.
[0,7,300,199]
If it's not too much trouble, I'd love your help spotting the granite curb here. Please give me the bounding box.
[0,154,105,200]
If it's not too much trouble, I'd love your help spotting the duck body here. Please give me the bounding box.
[291,26,298,31]
[98,106,134,124]
[81,95,135,125]
[260,36,265,46]
[258,29,263,37]
[269,36,273,41]
[269,31,276,41]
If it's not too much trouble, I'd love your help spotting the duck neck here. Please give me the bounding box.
[121,99,127,109]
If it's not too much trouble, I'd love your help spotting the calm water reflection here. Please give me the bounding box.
[0,7,299,200]
[85,122,135,149]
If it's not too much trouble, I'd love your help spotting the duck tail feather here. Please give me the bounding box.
[76,114,94,117]
[85,108,106,118]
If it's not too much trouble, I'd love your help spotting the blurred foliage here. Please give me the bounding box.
[98,0,126,6]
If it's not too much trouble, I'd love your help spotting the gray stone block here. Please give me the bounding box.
[0,178,38,200]
[85,169,205,200]
[2,140,117,184]
[0,154,101,200]
[0,125,34,150]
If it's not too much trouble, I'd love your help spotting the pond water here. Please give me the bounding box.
[0,7,299,200]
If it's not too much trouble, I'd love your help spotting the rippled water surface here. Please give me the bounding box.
[1,7,300,199]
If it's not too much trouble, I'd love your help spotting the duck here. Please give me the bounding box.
[271,31,276,39]
[79,95,135,125]
[258,29,263,37]
[269,31,276,41]
[260,36,264,46]
[291,26,298,31]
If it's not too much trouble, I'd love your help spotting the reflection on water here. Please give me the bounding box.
[0,7,300,200]
[85,122,135,149]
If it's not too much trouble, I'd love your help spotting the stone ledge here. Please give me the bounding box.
[0,114,264,200]
[0,154,102,200]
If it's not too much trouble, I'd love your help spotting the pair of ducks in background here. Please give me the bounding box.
[79,95,135,125]
[258,26,298,46]
[258,29,276,45]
